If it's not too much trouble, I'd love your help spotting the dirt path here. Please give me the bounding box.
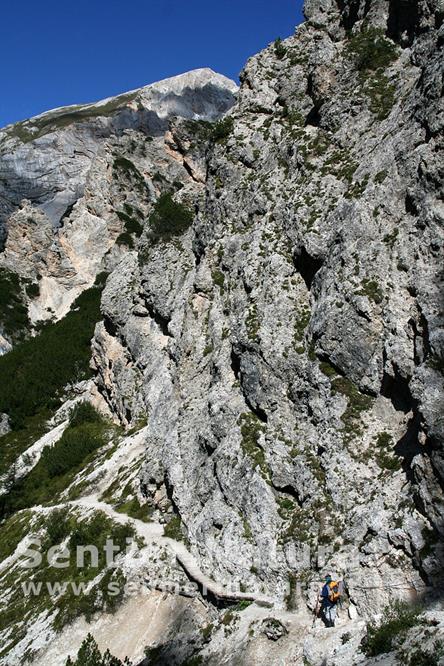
[65,495,275,607]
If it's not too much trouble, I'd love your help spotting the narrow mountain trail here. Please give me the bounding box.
[38,495,276,608]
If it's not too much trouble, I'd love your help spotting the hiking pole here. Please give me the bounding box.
[312,590,320,628]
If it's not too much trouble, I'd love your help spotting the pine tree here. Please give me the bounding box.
[66,634,132,666]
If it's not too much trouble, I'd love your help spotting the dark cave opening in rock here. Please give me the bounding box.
[387,0,420,45]
[293,247,323,290]
[381,369,415,413]
[305,105,322,127]
[395,411,422,475]
[230,347,241,380]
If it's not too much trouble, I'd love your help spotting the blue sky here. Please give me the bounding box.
[0,0,304,128]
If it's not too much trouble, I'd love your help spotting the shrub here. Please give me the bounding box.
[362,601,421,656]
[66,632,132,665]
[26,281,40,299]
[163,514,185,541]
[364,70,396,119]
[0,267,29,340]
[116,231,135,248]
[211,116,234,143]
[0,280,104,429]
[346,28,398,72]
[407,646,443,666]
[113,157,147,195]
[69,402,103,428]
[116,210,143,236]
[148,193,193,242]
[274,37,287,59]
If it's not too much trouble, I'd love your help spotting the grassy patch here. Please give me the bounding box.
[319,361,338,378]
[293,306,310,354]
[212,269,225,293]
[0,510,33,562]
[320,149,357,183]
[0,409,52,477]
[0,509,134,649]
[163,514,185,541]
[7,91,139,144]
[356,278,383,304]
[116,497,152,522]
[239,413,268,478]
[331,375,373,444]
[374,169,388,184]
[345,28,398,120]
[364,71,397,120]
[245,303,260,342]
[374,431,401,471]
[148,193,193,242]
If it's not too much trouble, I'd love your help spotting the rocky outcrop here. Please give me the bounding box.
[0,1,443,664]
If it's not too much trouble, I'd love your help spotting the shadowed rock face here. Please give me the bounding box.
[0,1,443,664]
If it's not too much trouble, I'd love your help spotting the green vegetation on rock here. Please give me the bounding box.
[239,412,268,478]
[346,28,398,72]
[346,28,398,120]
[0,267,29,341]
[211,116,234,143]
[0,404,108,517]
[330,375,373,445]
[163,514,185,541]
[66,633,132,665]
[374,431,401,471]
[7,91,139,144]
[116,209,143,237]
[274,37,287,60]
[0,275,105,430]
[356,278,383,304]
[148,193,193,242]
[362,601,421,656]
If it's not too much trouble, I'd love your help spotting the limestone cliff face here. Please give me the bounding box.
[0,1,443,664]
[0,69,237,340]
[94,0,444,616]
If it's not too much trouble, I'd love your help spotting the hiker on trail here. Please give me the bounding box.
[319,574,340,627]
